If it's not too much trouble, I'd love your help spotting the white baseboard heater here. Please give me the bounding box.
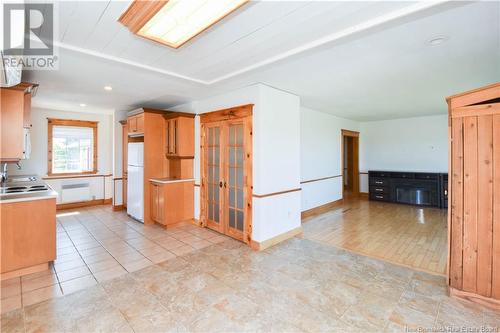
[61,183,91,203]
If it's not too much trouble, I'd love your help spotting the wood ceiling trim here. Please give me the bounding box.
[118,1,168,34]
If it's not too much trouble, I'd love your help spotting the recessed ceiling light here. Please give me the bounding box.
[104,86,112,91]
[119,0,249,49]
[428,36,448,46]
[79,103,86,107]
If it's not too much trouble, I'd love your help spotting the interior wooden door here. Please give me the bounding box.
[224,121,246,241]
[203,122,224,233]
[201,109,252,243]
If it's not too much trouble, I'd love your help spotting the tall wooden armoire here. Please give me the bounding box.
[447,82,500,310]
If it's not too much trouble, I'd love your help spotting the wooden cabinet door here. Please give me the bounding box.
[166,119,177,155]
[128,116,137,134]
[176,117,194,157]
[0,89,24,161]
[151,183,159,223]
[23,93,31,128]
[150,183,165,225]
[165,117,194,158]
[136,113,144,134]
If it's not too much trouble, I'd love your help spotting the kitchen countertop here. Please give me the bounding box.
[0,175,58,204]
[150,177,195,184]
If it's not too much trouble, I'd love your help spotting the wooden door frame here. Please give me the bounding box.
[200,104,253,244]
[341,129,360,196]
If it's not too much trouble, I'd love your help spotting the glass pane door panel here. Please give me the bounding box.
[227,124,245,232]
[207,126,221,225]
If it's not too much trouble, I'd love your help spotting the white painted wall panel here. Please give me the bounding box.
[252,191,301,243]
[300,107,359,210]
[301,177,343,212]
[359,114,448,191]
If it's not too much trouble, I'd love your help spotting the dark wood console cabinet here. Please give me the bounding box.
[368,171,447,208]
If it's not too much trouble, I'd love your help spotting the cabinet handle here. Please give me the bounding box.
[219,181,223,188]
[375,188,383,192]
[224,182,227,188]
[375,181,383,184]
[375,195,383,199]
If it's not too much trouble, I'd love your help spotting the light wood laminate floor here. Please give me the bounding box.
[302,197,448,275]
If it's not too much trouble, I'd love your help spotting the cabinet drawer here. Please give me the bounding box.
[392,172,413,179]
[369,186,389,194]
[369,178,390,186]
[370,192,390,201]
[369,171,391,178]
[415,173,438,180]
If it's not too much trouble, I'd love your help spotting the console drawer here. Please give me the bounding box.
[370,192,390,201]
[370,186,389,194]
[369,178,390,186]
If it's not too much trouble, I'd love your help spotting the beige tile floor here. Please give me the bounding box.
[1,205,226,314]
[1,205,499,332]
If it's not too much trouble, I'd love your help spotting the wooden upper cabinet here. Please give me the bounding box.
[0,83,35,161]
[1,89,24,161]
[165,116,194,158]
[128,113,144,135]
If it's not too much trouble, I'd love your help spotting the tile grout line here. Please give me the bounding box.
[57,212,98,294]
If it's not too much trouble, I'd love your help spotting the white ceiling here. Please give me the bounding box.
[24,1,500,121]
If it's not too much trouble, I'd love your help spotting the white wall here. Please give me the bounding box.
[112,110,128,206]
[359,114,448,191]
[171,84,302,243]
[8,107,114,203]
[300,107,359,211]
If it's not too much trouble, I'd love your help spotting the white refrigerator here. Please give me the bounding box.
[127,142,144,222]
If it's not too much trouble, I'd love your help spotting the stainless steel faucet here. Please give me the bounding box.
[0,163,7,183]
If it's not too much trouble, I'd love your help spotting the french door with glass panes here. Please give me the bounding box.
[201,115,252,243]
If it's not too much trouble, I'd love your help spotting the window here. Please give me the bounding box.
[48,119,98,175]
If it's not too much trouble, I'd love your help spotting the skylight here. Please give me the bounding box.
[119,0,249,49]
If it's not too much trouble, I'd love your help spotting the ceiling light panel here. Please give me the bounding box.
[119,0,248,49]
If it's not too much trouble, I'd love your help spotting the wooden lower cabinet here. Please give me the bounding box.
[150,181,194,226]
[1,198,56,275]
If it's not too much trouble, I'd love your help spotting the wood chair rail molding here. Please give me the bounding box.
[252,188,301,198]
[199,104,253,123]
[300,175,342,184]
[47,118,98,176]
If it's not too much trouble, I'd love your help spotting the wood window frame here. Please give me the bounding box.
[47,118,98,176]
